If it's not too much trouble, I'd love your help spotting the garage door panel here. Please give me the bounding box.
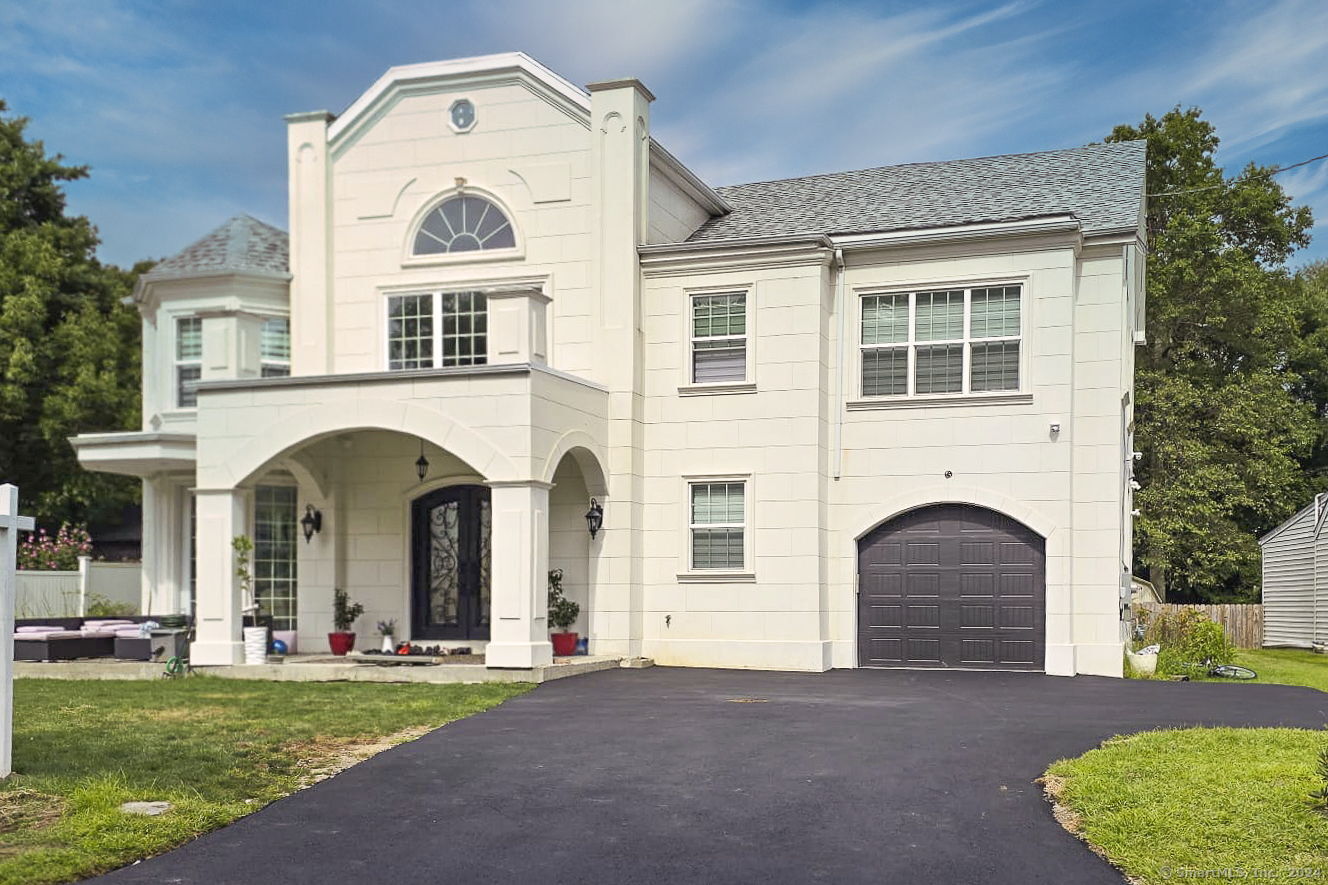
[858,504,1045,671]
[905,573,939,597]
[961,573,995,597]
[905,542,940,565]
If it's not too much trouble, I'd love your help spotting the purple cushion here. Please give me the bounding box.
[114,628,143,638]
[83,620,133,628]
[78,630,114,639]
[16,626,61,633]
[14,631,83,640]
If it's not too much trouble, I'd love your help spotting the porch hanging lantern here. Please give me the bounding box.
[415,439,430,482]
[584,498,604,539]
[300,505,322,544]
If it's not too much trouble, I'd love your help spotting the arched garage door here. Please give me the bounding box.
[858,504,1045,670]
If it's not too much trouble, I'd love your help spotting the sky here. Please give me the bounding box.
[2,0,1328,268]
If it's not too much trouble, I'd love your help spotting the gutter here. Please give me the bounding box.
[832,248,847,481]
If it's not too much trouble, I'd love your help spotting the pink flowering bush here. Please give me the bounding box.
[18,524,93,571]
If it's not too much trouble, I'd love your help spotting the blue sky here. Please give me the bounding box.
[3,0,1327,267]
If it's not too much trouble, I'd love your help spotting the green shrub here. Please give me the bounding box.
[85,593,136,618]
[1143,609,1235,677]
[1311,744,1328,811]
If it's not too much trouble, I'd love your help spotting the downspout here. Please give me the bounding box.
[832,247,847,480]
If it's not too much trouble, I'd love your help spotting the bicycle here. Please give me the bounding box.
[1174,656,1257,680]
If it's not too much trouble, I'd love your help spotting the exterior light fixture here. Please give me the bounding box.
[416,439,430,482]
[584,498,604,539]
[300,505,322,543]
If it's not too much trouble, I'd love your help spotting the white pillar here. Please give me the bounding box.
[191,488,247,665]
[486,480,552,669]
[0,484,35,778]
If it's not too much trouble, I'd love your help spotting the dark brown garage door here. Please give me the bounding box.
[858,504,1045,670]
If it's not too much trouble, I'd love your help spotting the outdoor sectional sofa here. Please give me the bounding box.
[13,617,166,662]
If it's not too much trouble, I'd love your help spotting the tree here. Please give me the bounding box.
[0,99,143,531]
[1107,108,1317,602]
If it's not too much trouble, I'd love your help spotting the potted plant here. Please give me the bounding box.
[234,535,267,665]
[376,619,396,653]
[328,588,364,655]
[547,568,580,657]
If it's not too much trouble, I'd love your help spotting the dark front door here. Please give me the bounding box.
[857,504,1045,670]
[411,485,491,640]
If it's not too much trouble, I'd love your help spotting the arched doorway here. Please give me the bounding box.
[857,504,1045,670]
[411,485,491,641]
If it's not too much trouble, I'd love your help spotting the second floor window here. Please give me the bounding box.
[388,292,487,371]
[691,293,747,383]
[176,316,202,408]
[413,195,515,256]
[860,284,1022,398]
[261,317,290,378]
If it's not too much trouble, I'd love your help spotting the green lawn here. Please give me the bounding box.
[1234,648,1328,692]
[1045,728,1328,884]
[1,678,531,885]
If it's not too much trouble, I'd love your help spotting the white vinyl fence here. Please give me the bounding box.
[15,558,140,619]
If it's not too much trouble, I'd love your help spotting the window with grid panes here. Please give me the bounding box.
[691,293,746,383]
[690,481,745,570]
[253,485,298,631]
[261,317,291,377]
[176,317,202,407]
[859,284,1021,397]
[387,292,487,370]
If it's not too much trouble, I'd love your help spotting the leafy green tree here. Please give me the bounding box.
[0,99,143,530]
[1108,108,1317,602]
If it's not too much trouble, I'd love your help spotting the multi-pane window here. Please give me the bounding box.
[254,485,298,631]
[689,481,745,571]
[860,284,1021,397]
[261,317,291,378]
[413,195,516,255]
[388,292,487,371]
[691,293,747,383]
[175,316,202,407]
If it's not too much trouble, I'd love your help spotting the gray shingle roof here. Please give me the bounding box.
[147,215,290,279]
[686,141,1146,243]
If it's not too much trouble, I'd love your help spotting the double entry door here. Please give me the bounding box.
[411,485,491,640]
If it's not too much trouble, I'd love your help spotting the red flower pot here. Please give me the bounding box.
[328,632,356,656]
[550,632,578,657]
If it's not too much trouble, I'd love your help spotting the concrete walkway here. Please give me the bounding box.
[93,668,1328,884]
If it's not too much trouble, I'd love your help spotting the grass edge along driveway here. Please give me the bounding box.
[1044,726,1328,885]
[0,678,531,885]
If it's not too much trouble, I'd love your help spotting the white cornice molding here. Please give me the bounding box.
[329,53,589,143]
[648,140,730,215]
[829,216,1080,250]
[640,236,834,276]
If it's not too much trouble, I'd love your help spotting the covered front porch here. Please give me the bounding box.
[188,362,611,670]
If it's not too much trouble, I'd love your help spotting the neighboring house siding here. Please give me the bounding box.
[1262,503,1316,647]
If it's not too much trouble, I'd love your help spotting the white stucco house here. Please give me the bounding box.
[72,53,1146,676]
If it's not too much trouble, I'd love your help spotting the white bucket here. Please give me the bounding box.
[242,627,268,665]
[1127,651,1157,676]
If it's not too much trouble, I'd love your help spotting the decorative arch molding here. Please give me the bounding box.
[853,486,1057,543]
[540,429,608,497]
[218,399,520,490]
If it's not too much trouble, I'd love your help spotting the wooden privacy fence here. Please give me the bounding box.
[1135,603,1264,649]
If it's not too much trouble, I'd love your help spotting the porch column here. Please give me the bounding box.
[191,487,247,665]
[486,480,553,669]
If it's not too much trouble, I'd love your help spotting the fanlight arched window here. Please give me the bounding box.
[413,194,516,255]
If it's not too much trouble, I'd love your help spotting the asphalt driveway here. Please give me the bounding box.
[96,668,1328,884]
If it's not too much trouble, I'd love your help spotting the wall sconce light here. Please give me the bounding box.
[416,439,430,482]
[300,505,322,544]
[584,498,604,539]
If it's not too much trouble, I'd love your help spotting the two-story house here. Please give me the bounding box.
[73,52,1146,677]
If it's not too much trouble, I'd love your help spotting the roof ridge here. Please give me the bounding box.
[716,140,1145,193]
